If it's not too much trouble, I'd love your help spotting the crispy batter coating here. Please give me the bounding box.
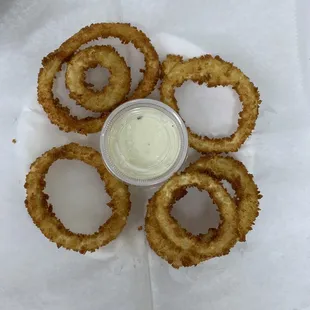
[38,23,160,134]
[24,143,131,253]
[186,155,262,241]
[160,54,261,153]
[145,171,239,268]
[65,46,131,112]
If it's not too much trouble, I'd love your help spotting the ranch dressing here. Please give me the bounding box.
[107,107,181,179]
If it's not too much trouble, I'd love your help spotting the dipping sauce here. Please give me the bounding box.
[100,99,188,186]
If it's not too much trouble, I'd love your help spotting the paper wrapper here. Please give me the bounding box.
[1,0,310,309]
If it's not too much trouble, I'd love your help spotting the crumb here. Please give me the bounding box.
[137,226,143,231]
[137,116,143,120]
[139,68,145,73]
[12,139,17,144]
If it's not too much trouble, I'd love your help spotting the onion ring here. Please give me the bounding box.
[160,54,261,153]
[65,45,131,112]
[38,23,160,134]
[24,143,131,253]
[186,155,262,241]
[145,171,238,268]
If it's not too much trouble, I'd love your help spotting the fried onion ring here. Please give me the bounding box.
[145,171,238,268]
[24,143,131,253]
[160,54,261,153]
[186,155,262,241]
[65,45,131,112]
[38,23,160,134]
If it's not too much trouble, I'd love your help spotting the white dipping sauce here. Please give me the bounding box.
[107,106,181,180]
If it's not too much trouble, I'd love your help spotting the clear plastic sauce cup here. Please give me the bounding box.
[100,99,188,187]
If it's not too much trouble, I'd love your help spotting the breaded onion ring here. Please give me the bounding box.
[186,155,262,241]
[145,171,238,268]
[160,55,261,153]
[24,143,131,253]
[38,23,160,134]
[65,45,131,112]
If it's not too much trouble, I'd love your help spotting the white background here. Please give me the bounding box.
[0,1,310,309]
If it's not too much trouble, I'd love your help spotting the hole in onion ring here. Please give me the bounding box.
[175,82,242,138]
[45,159,112,234]
[85,65,110,92]
[221,180,236,197]
[171,188,220,235]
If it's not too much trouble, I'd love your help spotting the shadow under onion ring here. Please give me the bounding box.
[160,54,261,153]
[24,143,131,254]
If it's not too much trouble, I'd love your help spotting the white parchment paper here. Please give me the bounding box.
[1,1,310,309]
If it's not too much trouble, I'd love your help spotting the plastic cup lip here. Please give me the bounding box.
[100,98,188,187]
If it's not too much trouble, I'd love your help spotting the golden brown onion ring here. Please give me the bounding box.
[160,54,261,153]
[38,23,160,134]
[186,155,262,241]
[65,45,131,112]
[145,171,238,268]
[24,143,131,253]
